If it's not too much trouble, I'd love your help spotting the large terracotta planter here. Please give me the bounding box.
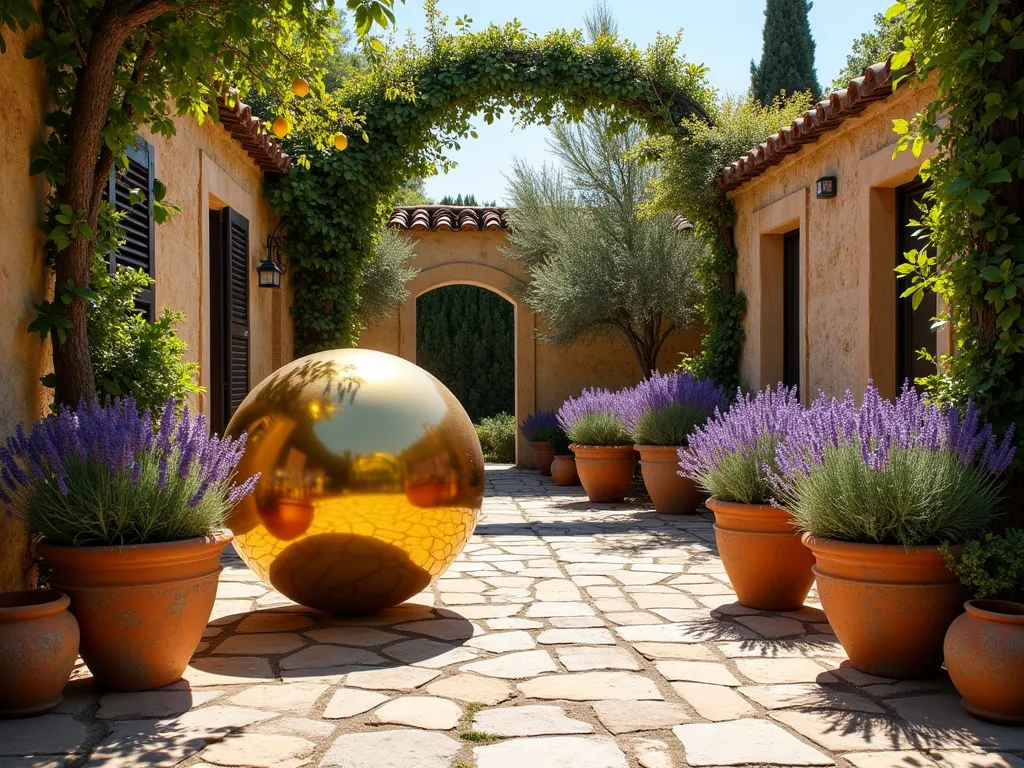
[709,499,815,610]
[571,444,637,503]
[944,599,1024,724]
[803,533,967,679]
[550,455,580,486]
[0,590,79,716]
[636,445,700,514]
[530,442,554,476]
[37,530,233,691]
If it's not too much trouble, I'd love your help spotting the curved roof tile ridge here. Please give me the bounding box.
[388,205,510,232]
[216,94,291,176]
[719,56,914,191]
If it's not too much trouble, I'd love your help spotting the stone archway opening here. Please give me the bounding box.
[416,284,515,458]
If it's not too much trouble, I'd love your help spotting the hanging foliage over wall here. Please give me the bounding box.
[891,0,1024,449]
[417,285,515,422]
[267,8,714,356]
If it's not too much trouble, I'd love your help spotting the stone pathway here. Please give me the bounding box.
[4,466,1024,768]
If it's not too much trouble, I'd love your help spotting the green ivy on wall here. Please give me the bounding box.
[267,14,716,357]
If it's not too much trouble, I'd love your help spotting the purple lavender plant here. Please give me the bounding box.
[0,397,259,546]
[519,411,560,442]
[678,384,803,503]
[772,382,1016,545]
[556,388,623,433]
[617,372,730,447]
[556,388,632,447]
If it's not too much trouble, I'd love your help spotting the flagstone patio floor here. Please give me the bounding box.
[3,465,1024,768]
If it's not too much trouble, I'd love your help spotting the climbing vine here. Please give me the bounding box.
[267,10,714,355]
[891,0,1024,447]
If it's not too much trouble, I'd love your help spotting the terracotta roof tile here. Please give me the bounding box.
[216,95,291,176]
[388,205,510,231]
[720,56,914,192]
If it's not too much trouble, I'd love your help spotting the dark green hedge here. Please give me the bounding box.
[417,286,514,422]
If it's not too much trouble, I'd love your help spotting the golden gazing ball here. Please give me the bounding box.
[224,349,485,614]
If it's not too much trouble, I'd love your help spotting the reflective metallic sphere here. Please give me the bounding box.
[224,349,485,614]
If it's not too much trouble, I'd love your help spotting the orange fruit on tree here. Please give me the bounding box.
[292,78,310,97]
[334,133,349,151]
[272,117,289,139]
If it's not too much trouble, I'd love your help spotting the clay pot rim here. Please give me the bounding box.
[37,528,234,567]
[801,533,958,558]
[634,444,684,459]
[707,497,781,514]
[964,599,1024,623]
[570,444,636,456]
[0,589,70,622]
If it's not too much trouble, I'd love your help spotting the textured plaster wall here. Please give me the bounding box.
[357,228,702,464]
[730,75,938,400]
[0,23,289,588]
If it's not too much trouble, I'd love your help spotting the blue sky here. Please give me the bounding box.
[386,0,890,205]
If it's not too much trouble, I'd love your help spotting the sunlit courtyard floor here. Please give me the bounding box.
[4,465,1024,768]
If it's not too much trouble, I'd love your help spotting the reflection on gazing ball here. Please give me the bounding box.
[224,349,485,614]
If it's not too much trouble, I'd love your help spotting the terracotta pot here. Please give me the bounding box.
[571,444,637,503]
[530,442,555,476]
[709,499,815,610]
[550,455,580,486]
[944,599,1024,724]
[635,445,700,514]
[37,530,233,692]
[803,533,967,679]
[0,590,79,716]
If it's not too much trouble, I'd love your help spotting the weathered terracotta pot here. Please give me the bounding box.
[944,599,1024,724]
[550,455,580,486]
[530,442,555,476]
[0,590,79,716]
[571,444,637,503]
[803,533,967,679]
[636,445,700,514]
[709,499,815,610]
[37,530,233,691]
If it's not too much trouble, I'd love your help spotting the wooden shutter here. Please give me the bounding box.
[210,208,251,431]
[106,138,156,318]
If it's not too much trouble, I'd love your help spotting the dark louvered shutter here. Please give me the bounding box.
[209,208,251,432]
[106,138,156,318]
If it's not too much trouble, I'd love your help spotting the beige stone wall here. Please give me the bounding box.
[357,228,702,465]
[0,25,289,588]
[729,74,940,401]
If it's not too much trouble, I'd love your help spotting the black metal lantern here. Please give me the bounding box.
[259,221,286,288]
[816,175,838,199]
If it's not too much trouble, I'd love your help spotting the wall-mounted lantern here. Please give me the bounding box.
[816,176,838,199]
[259,221,286,288]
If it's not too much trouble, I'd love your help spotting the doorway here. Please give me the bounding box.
[895,180,937,389]
[782,229,801,393]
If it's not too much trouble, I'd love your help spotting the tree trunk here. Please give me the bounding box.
[51,6,130,406]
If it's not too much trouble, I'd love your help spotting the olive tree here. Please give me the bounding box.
[503,113,707,378]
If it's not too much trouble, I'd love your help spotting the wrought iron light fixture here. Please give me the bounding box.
[816,176,838,199]
[259,221,286,288]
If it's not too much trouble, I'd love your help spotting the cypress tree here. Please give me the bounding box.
[750,0,822,105]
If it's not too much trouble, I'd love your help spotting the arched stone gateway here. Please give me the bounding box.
[357,206,702,466]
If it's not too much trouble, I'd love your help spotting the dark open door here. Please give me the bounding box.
[896,180,937,390]
[782,229,801,393]
[209,208,250,434]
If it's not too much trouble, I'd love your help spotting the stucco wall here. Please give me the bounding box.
[357,228,702,464]
[729,74,939,400]
[0,24,289,588]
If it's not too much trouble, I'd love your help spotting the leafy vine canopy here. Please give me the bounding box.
[268,11,716,356]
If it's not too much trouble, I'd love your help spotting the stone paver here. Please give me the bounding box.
[19,467,1016,768]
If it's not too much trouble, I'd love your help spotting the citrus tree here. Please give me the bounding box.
[0,0,401,407]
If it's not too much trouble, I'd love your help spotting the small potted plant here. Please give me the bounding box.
[620,372,729,514]
[547,427,579,486]
[1,398,259,692]
[943,529,1024,724]
[558,388,635,503]
[679,384,812,609]
[519,411,559,475]
[0,590,79,716]
[772,383,1016,679]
